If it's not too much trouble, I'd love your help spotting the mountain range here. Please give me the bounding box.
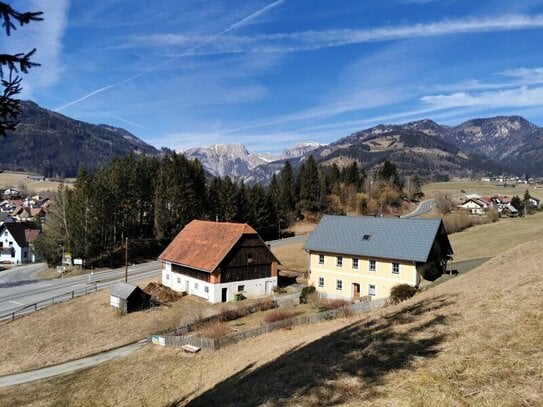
[2,100,543,181]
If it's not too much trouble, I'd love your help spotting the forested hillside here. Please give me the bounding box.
[35,154,417,266]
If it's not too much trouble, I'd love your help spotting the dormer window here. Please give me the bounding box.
[362,234,371,241]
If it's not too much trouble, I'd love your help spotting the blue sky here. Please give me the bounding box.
[4,0,543,153]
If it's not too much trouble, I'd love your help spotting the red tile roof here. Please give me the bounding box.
[158,220,259,272]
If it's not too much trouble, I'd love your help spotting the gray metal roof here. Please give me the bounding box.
[110,282,138,299]
[304,215,445,263]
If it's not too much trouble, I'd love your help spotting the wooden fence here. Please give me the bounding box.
[0,283,98,322]
[150,298,387,351]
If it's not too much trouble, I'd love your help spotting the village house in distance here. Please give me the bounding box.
[304,215,453,300]
[159,220,279,303]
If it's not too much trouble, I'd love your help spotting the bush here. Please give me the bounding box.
[299,285,316,304]
[263,309,294,324]
[255,297,275,312]
[217,306,240,321]
[390,284,417,303]
[197,321,232,339]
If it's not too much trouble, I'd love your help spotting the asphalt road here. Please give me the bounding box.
[400,198,435,218]
[0,261,161,320]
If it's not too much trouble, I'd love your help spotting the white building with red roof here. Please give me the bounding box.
[159,220,279,303]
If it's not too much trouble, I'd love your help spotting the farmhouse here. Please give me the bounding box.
[159,220,279,303]
[0,222,41,264]
[304,215,453,300]
[458,197,492,215]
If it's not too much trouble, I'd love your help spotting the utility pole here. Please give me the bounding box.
[124,237,128,283]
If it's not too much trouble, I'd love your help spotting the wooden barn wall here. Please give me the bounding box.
[219,235,274,283]
[171,263,211,283]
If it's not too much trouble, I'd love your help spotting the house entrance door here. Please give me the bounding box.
[352,283,360,301]
[265,281,272,294]
[185,281,189,293]
[222,287,228,302]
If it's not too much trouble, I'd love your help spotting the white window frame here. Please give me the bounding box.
[368,284,376,296]
[336,279,343,291]
[318,254,324,265]
[352,258,358,269]
[392,262,400,275]
[369,259,376,272]
[336,256,343,267]
[318,277,324,288]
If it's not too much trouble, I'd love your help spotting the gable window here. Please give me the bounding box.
[392,262,400,274]
[318,254,324,265]
[336,256,343,267]
[318,277,324,288]
[247,253,253,264]
[336,279,343,291]
[352,258,358,269]
[369,260,376,272]
[368,284,376,296]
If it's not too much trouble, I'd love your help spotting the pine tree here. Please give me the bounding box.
[298,155,321,211]
[278,161,296,216]
[0,2,43,136]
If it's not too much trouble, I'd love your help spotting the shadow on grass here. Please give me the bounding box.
[183,294,457,407]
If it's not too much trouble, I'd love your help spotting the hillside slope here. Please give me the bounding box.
[0,101,159,177]
[2,240,542,406]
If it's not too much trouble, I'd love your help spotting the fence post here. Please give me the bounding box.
[34,303,37,311]
[72,291,74,299]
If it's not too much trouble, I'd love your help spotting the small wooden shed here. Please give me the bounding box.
[110,282,151,314]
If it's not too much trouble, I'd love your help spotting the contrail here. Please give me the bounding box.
[55,0,284,112]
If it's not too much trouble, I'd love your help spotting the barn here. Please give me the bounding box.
[159,220,279,303]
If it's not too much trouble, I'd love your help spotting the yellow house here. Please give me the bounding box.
[304,215,453,300]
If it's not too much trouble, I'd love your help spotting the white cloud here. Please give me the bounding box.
[3,1,70,96]
[135,14,543,56]
[499,67,543,85]
[420,86,543,109]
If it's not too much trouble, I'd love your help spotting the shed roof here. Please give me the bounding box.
[304,215,450,263]
[158,220,259,272]
[110,282,139,300]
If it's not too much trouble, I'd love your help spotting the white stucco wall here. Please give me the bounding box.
[161,266,276,303]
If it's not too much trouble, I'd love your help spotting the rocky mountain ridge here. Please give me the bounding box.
[2,100,542,181]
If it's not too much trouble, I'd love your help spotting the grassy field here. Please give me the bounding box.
[2,239,542,406]
[0,278,221,377]
[449,210,543,261]
[423,179,543,201]
[270,242,307,273]
[0,171,72,194]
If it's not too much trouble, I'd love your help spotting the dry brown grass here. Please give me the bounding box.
[271,242,307,273]
[287,220,316,235]
[0,171,72,194]
[450,210,543,261]
[2,240,542,406]
[0,278,212,377]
